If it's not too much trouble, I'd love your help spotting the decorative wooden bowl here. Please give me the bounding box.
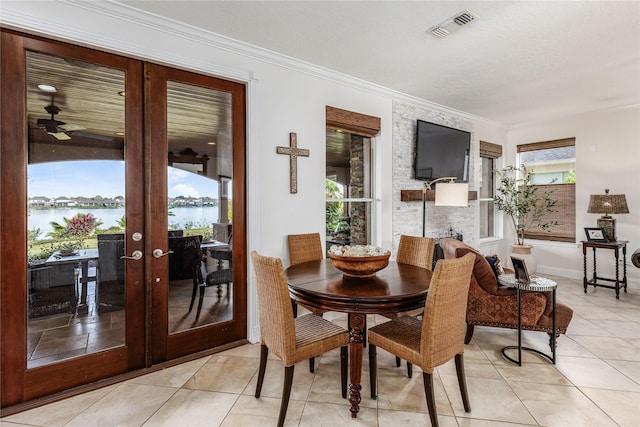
[328,252,390,278]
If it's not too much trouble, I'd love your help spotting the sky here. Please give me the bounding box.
[28,160,219,199]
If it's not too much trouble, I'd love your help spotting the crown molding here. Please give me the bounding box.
[1,0,503,129]
[0,1,255,83]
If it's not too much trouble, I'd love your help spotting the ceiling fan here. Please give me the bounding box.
[36,95,86,140]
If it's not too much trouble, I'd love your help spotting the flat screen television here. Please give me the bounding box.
[414,120,470,182]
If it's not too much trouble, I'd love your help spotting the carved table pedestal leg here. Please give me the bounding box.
[347,312,365,418]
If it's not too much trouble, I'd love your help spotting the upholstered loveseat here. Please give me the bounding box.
[439,238,573,347]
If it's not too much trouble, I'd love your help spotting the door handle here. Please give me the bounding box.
[121,250,143,261]
[153,249,174,258]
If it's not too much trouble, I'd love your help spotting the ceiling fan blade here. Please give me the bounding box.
[58,123,86,132]
[37,118,64,127]
[71,131,114,141]
[50,131,71,141]
[37,96,79,141]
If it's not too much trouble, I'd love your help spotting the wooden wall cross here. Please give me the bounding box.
[276,132,310,193]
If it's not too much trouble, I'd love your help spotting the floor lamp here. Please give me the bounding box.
[422,177,469,237]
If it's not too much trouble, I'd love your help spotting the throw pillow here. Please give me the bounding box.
[485,254,504,279]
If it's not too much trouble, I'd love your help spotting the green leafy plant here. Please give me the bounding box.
[493,165,559,246]
[325,179,344,232]
[57,240,84,251]
[565,170,576,183]
[27,241,82,263]
[28,243,57,263]
[27,227,43,241]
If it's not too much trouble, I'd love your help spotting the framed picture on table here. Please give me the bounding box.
[510,256,531,284]
[584,227,608,242]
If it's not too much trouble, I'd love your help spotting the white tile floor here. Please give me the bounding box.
[3,275,639,426]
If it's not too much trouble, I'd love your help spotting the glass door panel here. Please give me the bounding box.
[147,64,246,362]
[166,80,233,333]
[26,51,128,368]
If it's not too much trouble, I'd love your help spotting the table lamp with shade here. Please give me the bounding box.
[587,189,629,242]
[422,177,468,237]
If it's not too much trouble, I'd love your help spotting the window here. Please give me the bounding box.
[326,131,373,245]
[518,138,576,242]
[479,141,502,239]
[325,106,380,246]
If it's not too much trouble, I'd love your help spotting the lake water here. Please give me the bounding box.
[28,207,219,236]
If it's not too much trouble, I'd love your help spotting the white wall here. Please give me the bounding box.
[506,107,640,287]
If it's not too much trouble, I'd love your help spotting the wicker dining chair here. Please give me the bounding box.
[395,234,435,272]
[385,234,435,376]
[288,232,325,266]
[250,251,349,427]
[367,252,475,427]
[287,233,327,317]
[287,232,330,372]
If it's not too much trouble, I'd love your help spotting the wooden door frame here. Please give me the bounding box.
[1,29,29,408]
[145,63,247,363]
[1,29,247,409]
[1,29,146,406]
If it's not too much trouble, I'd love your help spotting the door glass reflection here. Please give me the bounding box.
[166,80,233,333]
[26,51,126,368]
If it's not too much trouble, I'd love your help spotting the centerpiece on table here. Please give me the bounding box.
[327,244,390,278]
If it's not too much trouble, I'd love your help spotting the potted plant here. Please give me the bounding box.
[493,165,558,272]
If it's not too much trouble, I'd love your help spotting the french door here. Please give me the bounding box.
[0,30,246,407]
[145,63,246,362]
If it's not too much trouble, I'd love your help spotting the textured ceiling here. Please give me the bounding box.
[118,0,640,126]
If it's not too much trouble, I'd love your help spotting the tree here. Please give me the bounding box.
[493,165,558,246]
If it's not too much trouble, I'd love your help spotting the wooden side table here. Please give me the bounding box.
[498,274,557,365]
[582,240,628,299]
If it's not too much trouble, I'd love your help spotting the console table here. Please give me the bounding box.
[498,274,557,366]
[582,240,628,299]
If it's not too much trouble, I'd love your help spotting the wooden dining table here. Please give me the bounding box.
[285,259,433,418]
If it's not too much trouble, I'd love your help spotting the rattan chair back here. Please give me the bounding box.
[382,234,435,324]
[288,233,324,266]
[421,252,475,370]
[397,234,435,271]
[250,251,297,364]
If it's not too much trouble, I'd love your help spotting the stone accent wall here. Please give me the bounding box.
[349,134,366,245]
[392,100,477,252]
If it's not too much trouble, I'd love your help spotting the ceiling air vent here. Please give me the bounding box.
[430,26,450,38]
[454,11,477,26]
[427,9,479,38]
